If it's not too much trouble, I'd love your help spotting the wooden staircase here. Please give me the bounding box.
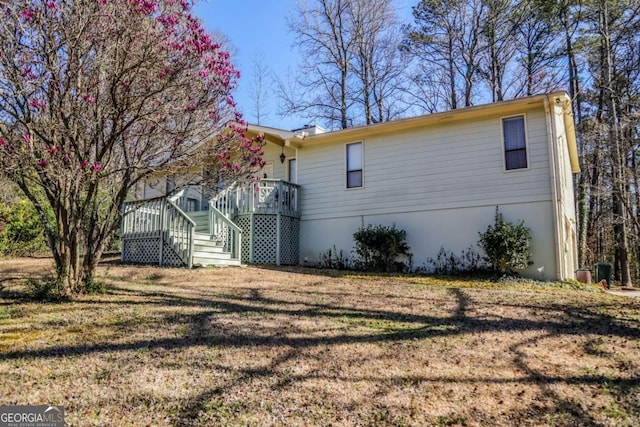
[187,211,242,267]
[121,192,243,268]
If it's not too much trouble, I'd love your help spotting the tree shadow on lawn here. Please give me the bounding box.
[3,284,637,362]
[2,284,639,425]
[252,264,504,283]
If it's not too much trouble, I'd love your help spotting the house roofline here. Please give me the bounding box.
[278,91,579,173]
[244,124,294,147]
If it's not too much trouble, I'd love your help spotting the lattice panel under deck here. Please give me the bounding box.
[122,237,186,267]
[162,240,186,267]
[252,215,278,264]
[235,213,300,265]
[279,216,300,265]
[122,238,160,265]
[236,215,252,263]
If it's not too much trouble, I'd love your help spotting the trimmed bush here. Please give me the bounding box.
[478,207,533,274]
[353,224,412,272]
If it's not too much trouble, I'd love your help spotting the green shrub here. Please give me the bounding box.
[353,224,412,272]
[25,277,67,302]
[0,199,48,256]
[478,207,533,274]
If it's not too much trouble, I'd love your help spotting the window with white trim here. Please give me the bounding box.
[502,115,528,170]
[346,142,363,188]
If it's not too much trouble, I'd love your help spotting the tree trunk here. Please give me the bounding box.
[448,36,457,109]
[599,0,632,286]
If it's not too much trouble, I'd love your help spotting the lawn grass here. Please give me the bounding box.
[1,258,639,426]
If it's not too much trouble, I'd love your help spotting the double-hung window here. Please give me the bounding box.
[346,142,363,188]
[502,115,528,170]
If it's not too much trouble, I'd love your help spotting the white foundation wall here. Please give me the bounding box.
[299,200,558,279]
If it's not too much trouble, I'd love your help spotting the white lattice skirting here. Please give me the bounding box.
[122,237,185,267]
[236,214,300,265]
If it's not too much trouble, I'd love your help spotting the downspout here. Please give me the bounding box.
[544,96,564,280]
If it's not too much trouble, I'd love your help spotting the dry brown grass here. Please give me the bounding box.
[1,258,639,426]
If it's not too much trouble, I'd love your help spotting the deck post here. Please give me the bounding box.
[159,201,165,266]
[121,204,126,263]
[249,213,254,263]
[276,213,281,266]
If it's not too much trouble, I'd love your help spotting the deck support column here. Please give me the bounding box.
[276,213,281,266]
[249,213,255,263]
[159,202,165,266]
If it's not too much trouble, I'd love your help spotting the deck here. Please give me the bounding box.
[121,180,301,267]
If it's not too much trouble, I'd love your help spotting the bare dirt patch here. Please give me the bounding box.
[1,258,639,426]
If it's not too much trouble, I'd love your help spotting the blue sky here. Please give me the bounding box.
[194,0,415,130]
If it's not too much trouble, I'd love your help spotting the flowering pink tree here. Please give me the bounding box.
[0,0,263,294]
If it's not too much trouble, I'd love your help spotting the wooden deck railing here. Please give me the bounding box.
[121,194,195,267]
[209,203,242,260]
[165,198,196,268]
[213,179,301,218]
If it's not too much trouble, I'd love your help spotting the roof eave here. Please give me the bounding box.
[295,92,571,146]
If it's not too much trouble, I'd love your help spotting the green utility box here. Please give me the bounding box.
[594,262,612,287]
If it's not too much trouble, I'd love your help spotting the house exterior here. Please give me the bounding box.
[122,91,580,280]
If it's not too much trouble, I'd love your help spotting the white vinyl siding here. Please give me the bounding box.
[298,106,561,278]
[255,143,296,181]
[503,115,528,170]
[346,142,363,188]
[298,107,551,222]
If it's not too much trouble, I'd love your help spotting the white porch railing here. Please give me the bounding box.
[209,202,242,260]
[166,198,196,268]
[122,193,195,267]
[213,179,301,218]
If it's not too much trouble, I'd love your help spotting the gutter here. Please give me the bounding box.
[544,95,564,280]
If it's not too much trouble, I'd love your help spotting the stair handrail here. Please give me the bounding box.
[208,200,242,261]
[168,189,186,211]
[165,197,196,268]
[212,182,239,219]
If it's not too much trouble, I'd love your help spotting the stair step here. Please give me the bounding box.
[193,250,232,260]
[192,258,243,267]
[193,232,213,240]
[193,236,223,246]
[169,209,242,267]
[193,244,226,254]
[185,211,210,233]
[186,211,209,220]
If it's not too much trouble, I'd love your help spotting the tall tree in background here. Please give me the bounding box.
[479,0,516,102]
[581,0,639,286]
[404,0,485,110]
[285,0,355,129]
[403,0,462,110]
[511,0,561,97]
[248,52,273,125]
[283,0,409,129]
[348,0,409,124]
[0,0,262,294]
